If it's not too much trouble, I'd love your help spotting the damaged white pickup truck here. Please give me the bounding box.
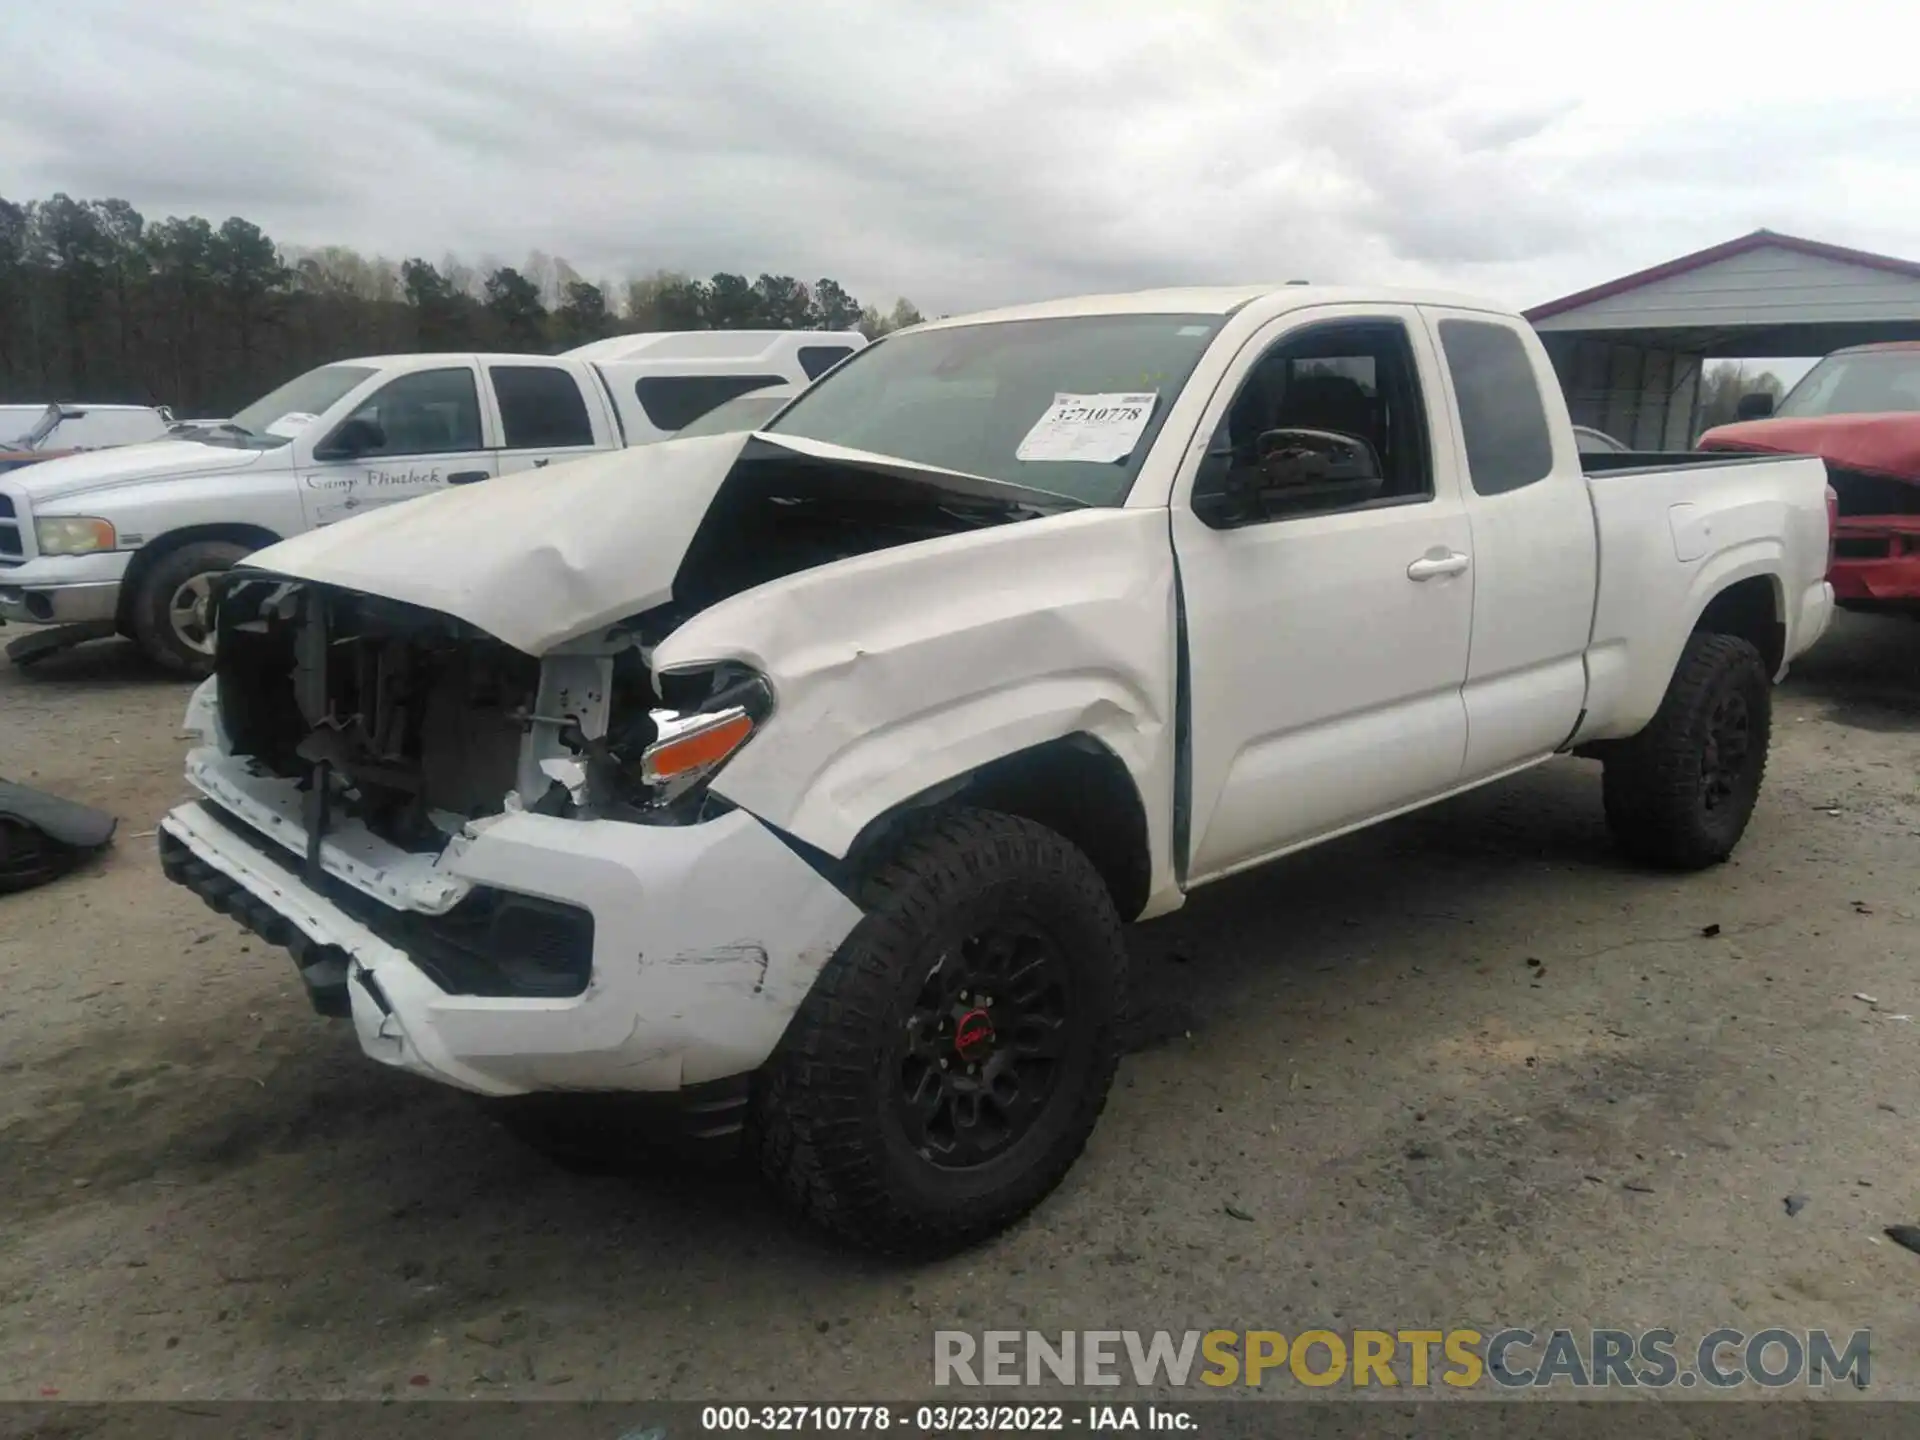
[160,285,1835,1254]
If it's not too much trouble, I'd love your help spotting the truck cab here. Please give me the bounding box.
[563,329,863,442]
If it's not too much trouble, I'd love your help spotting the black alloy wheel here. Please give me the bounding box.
[893,919,1075,1169]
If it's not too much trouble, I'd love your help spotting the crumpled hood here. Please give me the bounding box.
[240,431,1071,656]
[7,438,273,503]
[1699,413,1920,481]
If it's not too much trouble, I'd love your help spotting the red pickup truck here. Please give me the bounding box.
[1698,342,1920,614]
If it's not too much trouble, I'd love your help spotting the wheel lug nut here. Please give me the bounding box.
[939,1059,949,1070]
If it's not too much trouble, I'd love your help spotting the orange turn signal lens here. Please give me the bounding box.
[640,710,755,785]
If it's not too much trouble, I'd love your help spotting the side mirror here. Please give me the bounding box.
[1735,392,1775,421]
[314,416,385,461]
[1251,428,1384,514]
[1190,428,1385,526]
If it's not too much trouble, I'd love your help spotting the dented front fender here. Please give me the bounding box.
[652,507,1182,910]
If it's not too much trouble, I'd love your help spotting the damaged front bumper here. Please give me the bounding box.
[0,551,129,626]
[159,759,864,1099]
[1831,516,1920,609]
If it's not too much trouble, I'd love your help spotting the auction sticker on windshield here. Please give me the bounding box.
[265,412,319,439]
[1016,393,1157,464]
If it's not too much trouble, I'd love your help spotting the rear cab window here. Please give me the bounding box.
[1435,318,1556,495]
[489,365,596,449]
[798,345,855,380]
[636,375,789,432]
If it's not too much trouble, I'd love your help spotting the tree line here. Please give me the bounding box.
[0,194,925,416]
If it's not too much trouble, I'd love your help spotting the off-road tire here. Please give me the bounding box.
[1602,632,1772,870]
[131,539,251,676]
[752,808,1126,1256]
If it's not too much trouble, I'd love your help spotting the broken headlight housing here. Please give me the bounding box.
[627,663,775,813]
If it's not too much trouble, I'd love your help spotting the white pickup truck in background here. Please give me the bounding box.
[159,284,1832,1255]
[0,330,863,671]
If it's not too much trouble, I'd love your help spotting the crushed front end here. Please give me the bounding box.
[1825,467,1920,613]
[158,574,862,1103]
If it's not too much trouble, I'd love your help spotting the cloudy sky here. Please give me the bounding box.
[4,0,1918,320]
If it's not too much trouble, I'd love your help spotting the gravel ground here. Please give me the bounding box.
[1,613,1916,1402]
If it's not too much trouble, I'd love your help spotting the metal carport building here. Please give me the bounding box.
[1525,229,1920,448]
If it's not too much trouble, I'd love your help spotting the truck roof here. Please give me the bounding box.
[329,333,868,371]
[329,352,600,369]
[563,330,866,362]
[914,283,1510,331]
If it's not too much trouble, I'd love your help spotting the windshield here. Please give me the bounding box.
[672,388,795,440]
[219,364,378,447]
[765,314,1225,505]
[1776,350,1920,418]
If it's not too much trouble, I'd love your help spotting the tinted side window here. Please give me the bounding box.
[490,366,594,449]
[1437,319,1555,495]
[635,374,788,432]
[1192,319,1432,526]
[798,345,854,380]
[339,368,481,456]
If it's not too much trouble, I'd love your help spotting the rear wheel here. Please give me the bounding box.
[1602,632,1772,869]
[130,539,251,676]
[753,808,1126,1256]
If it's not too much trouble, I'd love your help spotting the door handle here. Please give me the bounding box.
[447,470,489,486]
[1407,551,1470,581]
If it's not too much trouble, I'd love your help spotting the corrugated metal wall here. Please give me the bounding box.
[1542,337,1702,448]
[1534,245,1920,331]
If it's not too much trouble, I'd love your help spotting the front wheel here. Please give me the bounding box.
[129,539,251,676]
[1602,632,1772,869]
[753,808,1126,1256]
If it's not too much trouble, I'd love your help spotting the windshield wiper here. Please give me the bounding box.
[179,421,258,442]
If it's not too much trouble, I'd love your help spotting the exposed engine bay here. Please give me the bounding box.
[208,451,1059,857]
[216,578,662,849]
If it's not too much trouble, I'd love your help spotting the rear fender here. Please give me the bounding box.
[1576,542,1785,744]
